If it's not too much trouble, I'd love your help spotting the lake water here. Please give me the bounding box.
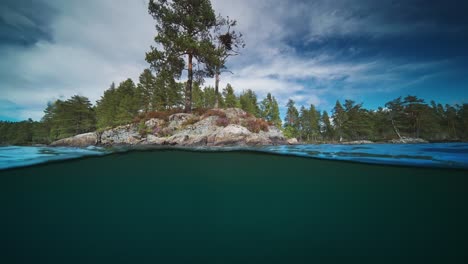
[1,144,467,262]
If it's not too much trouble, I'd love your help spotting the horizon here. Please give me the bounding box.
[1,0,468,121]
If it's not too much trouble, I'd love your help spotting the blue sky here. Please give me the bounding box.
[1,0,467,121]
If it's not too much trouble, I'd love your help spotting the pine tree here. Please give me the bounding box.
[146,0,217,113]
[321,111,334,141]
[332,100,347,142]
[192,82,205,109]
[137,69,156,113]
[222,84,238,108]
[284,99,299,139]
[239,89,260,116]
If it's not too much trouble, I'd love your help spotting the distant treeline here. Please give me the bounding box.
[283,96,468,142]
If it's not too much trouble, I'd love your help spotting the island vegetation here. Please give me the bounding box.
[1,0,467,146]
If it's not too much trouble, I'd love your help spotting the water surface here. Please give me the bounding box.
[1,149,467,263]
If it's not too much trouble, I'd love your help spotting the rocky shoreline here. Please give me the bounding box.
[50,108,287,148]
[49,108,433,148]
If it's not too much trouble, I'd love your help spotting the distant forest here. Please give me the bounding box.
[1,75,467,145]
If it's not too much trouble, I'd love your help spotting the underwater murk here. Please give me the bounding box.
[1,144,468,263]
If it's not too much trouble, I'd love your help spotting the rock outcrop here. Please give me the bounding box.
[50,132,98,147]
[389,137,428,144]
[51,108,287,147]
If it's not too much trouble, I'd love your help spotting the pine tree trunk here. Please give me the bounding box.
[214,70,220,108]
[185,53,193,113]
[391,119,402,139]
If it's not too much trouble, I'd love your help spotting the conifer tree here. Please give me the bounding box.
[284,99,299,138]
[222,84,238,108]
[146,0,217,113]
[332,100,347,142]
[239,89,260,116]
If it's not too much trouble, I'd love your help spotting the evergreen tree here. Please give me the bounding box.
[222,84,238,108]
[239,89,260,116]
[192,82,205,109]
[146,0,217,113]
[342,100,373,140]
[332,100,347,142]
[137,69,156,113]
[153,70,183,110]
[115,79,140,125]
[284,99,299,138]
[260,93,282,128]
[96,79,139,129]
[203,86,216,108]
[271,96,282,128]
[320,111,334,141]
[385,97,405,139]
[96,83,118,129]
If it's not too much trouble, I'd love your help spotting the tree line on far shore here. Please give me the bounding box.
[283,96,468,142]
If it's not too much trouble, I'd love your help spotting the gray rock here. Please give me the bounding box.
[145,118,165,130]
[101,124,142,145]
[212,124,251,146]
[389,137,428,144]
[50,108,287,147]
[50,132,98,147]
[342,140,374,145]
[287,138,299,145]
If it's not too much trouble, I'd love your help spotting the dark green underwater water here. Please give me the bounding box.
[1,150,468,263]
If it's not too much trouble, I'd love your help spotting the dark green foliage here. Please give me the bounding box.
[96,79,140,129]
[222,84,239,108]
[146,0,217,112]
[298,104,321,142]
[260,93,281,128]
[332,100,347,142]
[239,89,260,117]
[1,95,97,145]
[0,119,46,145]
[320,111,334,141]
[41,95,96,140]
[152,70,184,111]
[283,99,300,138]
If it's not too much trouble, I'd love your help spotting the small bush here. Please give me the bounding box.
[239,112,254,119]
[146,111,171,121]
[192,108,210,116]
[215,117,230,127]
[203,109,227,119]
[138,121,150,136]
[144,108,184,122]
[245,118,269,133]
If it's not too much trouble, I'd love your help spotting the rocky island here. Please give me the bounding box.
[50,108,287,147]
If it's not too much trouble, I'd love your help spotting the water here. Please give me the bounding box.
[1,145,468,263]
[1,143,468,170]
[0,145,108,170]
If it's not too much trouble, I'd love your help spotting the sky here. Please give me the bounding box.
[1,0,467,121]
